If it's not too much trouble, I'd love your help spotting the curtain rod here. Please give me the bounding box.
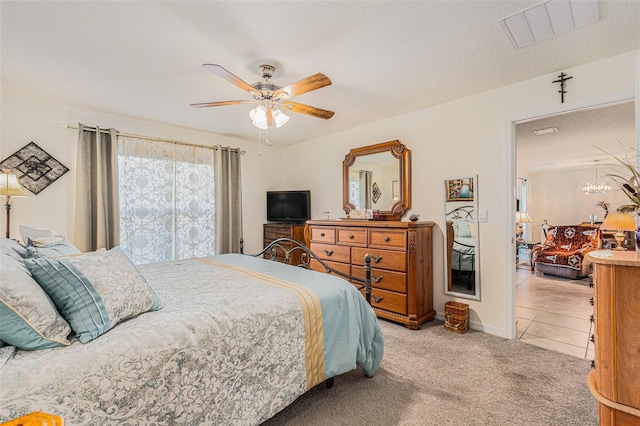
[66,124,246,155]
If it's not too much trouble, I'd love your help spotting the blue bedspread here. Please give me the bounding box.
[213,254,384,378]
[0,254,384,425]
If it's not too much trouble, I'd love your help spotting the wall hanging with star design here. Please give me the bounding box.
[0,142,69,194]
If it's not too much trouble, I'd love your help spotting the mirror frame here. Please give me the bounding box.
[342,140,411,220]
[443,174,480,301]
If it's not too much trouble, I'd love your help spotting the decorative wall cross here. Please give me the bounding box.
[552,72,573,103]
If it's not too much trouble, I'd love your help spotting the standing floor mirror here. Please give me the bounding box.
[444,175,480,300]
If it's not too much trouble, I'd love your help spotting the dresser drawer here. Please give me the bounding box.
[352,247,407,272]
[351,267,407,293]
[368,229,406,250]
[310,243,351,263]
[310,259,351,277]
[358,287,407,315]
[337,228,367,246]
[264,230,278,240]
[309,226,336,244]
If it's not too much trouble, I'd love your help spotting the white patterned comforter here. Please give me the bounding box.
[0,254,384,425]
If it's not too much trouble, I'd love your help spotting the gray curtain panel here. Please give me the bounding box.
[73,123,120,252]
[215,147,243,254]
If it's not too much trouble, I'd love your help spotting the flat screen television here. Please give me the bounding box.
[267,190,311,223]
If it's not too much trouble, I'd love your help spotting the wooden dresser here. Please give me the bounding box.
[263,223,306,265]
[305,220,435,329]
[586,250,640,425]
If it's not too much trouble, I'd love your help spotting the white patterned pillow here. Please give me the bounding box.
[25,247,163,343]
[0,253,71,350]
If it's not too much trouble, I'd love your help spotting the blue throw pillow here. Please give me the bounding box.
[455,220,473,238]
[0,237,26,261]
[25,247,163,343]
[25,236,80,259]
[0,253,71,350]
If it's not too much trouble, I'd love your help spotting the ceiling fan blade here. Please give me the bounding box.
[202,64,262,98]
[274,73,332,99]
[281,101,335,120]
[190,100,255,108]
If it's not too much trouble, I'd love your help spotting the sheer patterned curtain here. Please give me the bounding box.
[74,123,120,252]
[118,137,216,264]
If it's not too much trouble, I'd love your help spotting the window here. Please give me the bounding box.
[118,137,215,264]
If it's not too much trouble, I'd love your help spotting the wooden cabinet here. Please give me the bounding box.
[305,220,435,329]
[586,250,640,425]
[263,223,306,265]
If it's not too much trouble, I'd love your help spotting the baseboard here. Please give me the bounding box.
[434,311,509,339]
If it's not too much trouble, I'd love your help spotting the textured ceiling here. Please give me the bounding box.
[517,102,636,174]
[1,1,639,148]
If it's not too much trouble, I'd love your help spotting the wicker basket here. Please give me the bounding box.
[444,301,469,334]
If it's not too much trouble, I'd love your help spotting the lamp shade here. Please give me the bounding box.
[600,211,636,232]
[0,171,28,198]
[516,211,533,223]
[272,110,289,128]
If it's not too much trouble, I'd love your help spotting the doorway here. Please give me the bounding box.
[506,92,637,345]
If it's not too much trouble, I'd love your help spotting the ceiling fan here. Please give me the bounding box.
[191,64,334,129]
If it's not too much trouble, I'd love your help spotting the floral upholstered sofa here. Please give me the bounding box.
[531,225,601,279]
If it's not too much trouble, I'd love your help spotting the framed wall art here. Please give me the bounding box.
[445,177,474,202]
[0,142,69,195]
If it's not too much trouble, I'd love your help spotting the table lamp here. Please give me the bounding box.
[516,211,533,242]
[0,170,29,239]
[600,211,636,251]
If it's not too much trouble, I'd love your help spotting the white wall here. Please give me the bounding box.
[0,86,281,254]
[528,168,631,242]
[281,50,639,337]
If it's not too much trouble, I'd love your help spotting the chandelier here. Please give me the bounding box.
[582,161,611,195]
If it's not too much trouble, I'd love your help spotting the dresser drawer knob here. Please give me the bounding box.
[590,315,594,323]
[591,360,595,369]
[371,255,383,263]
[372,295,384,303]
[349,234,354,240]
[590,334,595,343]
[324,249,334,256]
[384,237,390,242]
[320,232,325,237]
[372,275,383,283]
[589,297,594,306]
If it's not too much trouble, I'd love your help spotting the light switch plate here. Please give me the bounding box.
[478,209,488,222]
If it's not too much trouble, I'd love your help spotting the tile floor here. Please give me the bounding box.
[515,261,594,360]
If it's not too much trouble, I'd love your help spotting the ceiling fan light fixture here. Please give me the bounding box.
[249,106,268,129]
[273,110,290,128]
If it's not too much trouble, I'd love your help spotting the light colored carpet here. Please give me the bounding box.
[262,319,597,425]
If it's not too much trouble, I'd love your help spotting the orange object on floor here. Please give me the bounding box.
[1,411,64,426]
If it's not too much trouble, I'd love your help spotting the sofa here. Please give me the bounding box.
[531,225,600,279]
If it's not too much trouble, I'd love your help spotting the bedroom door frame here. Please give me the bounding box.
[505,87,638,339]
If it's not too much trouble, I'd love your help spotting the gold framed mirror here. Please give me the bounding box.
[342,140,410,220]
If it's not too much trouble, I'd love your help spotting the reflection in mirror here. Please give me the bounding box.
[444,175,480,301]
[343,140,411,220]
[348,152,398,211]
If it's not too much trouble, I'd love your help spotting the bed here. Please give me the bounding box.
[446,206,476,291]
[0,237,384,425]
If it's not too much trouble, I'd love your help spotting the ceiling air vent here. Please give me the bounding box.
[532,127,559,135]
[498,0,600,49]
